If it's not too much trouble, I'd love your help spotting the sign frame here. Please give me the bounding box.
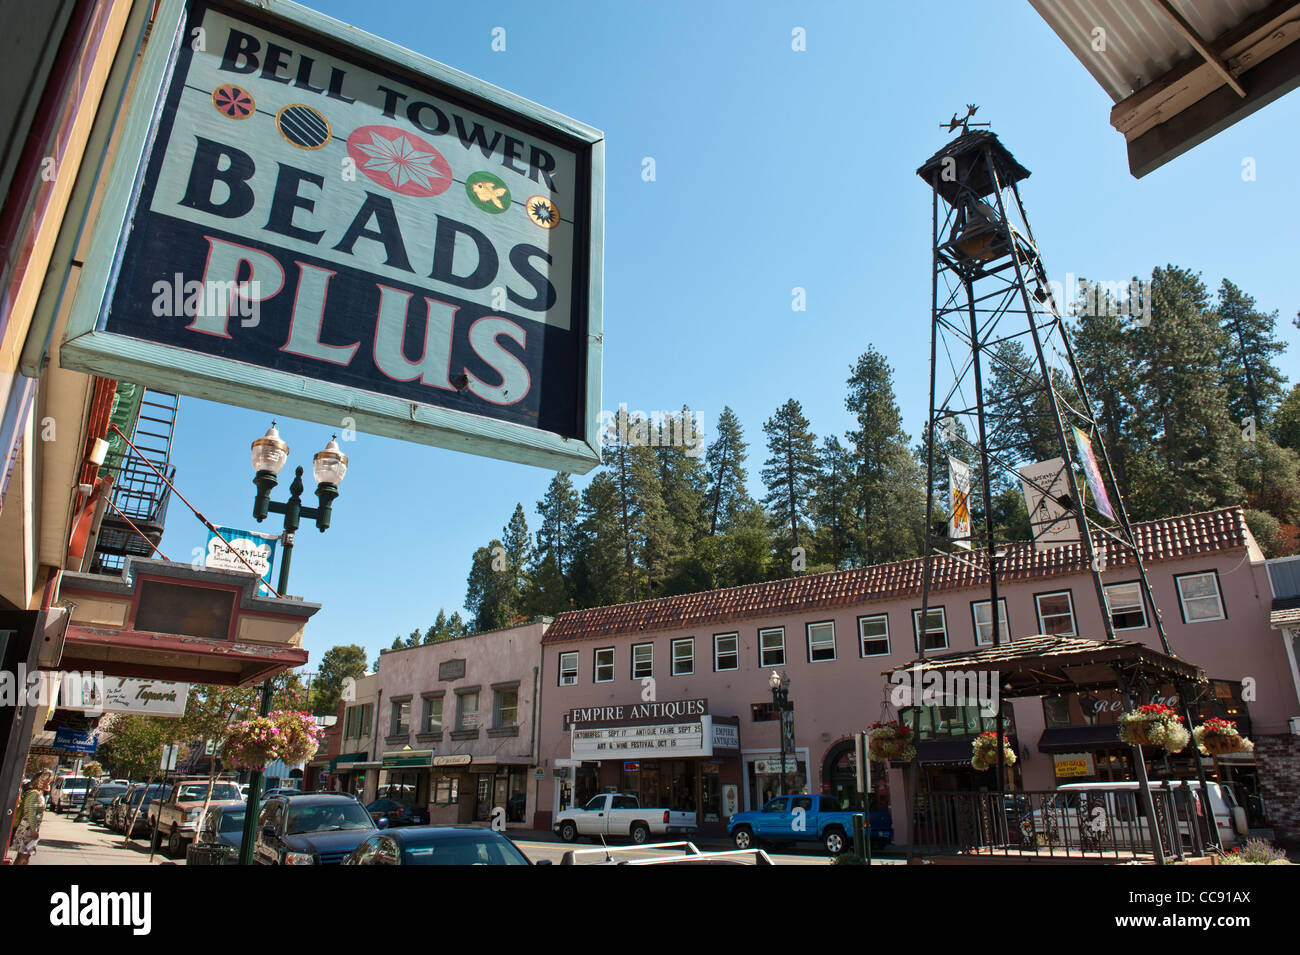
[59,0,604,474]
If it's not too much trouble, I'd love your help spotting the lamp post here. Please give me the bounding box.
[237,423,349,866]
[769,670,791,796]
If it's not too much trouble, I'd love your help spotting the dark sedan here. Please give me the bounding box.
[344,827,536,865]
[87,783,128,823]
[195,801,248,852]
[254,793,377,865]
[365,798,430,828]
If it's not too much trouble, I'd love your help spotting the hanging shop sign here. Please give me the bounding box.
[63,677,190,717]
[948,456,972,549]
[61,0,604,473]
[1019,457,1079,550]
[204,525,278,595]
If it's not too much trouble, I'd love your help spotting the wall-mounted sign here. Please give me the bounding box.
[430,754,472,767]
[711,718,740,753]
[438,659,466,682]
[382,748,433,768]
[568,698,708,730]
[204,526,278,595]
[64,677,190,718]
[61,0,603,474]
[53,728,99,755]
[1053,752,1095,778]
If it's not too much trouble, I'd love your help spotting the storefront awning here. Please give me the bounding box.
[331,751,369,770]
[914,737,1019,766]
[1037,726,1121,753]
[382,749,434,768]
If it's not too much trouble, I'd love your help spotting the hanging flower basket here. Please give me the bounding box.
[222,716,282,770]
[970,731,1017,772]
[1193,718,1254,757]
[1118,704,1189,754]
[867,721,915,762]
[271,710,324,765]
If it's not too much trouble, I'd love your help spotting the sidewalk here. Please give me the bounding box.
[12,810,174,866]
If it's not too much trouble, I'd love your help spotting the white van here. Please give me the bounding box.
[50,774,91,813]
[1049,781,1246,851]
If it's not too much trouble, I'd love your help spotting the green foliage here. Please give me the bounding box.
[97,714,170,780]
[311,644,368,716]
[1242,508,1286,557]
[705,407,753,535]
[761,398,819,558]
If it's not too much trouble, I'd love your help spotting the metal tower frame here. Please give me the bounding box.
[911,127,1218,859]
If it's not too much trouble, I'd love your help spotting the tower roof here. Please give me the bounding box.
[917,129,1031,204]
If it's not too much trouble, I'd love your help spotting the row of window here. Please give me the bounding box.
[555,572,1227,685]
[373,687,520,738]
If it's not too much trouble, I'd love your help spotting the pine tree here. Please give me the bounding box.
[501,503,533,606]
[984,339,1075,472]
[844,347,925,564]
[535,473,580,576]
[423,609,450,644]
[569,471,629,609]
[1139,266,1243,515]
[654,406,710,589]
[1216,278,1285,428]
[465,539,513,632]
[811,435,854,569]
[704,406,753,535]
[761,399,819,561]
[1272,384,1300,454]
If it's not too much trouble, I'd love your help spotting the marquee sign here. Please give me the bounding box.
[61,0,603,473]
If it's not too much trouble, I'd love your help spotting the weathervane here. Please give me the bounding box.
[940,104,990,136]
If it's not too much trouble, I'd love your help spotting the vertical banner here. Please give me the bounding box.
[204,525,278,595]
[1019,457,1079,550]
[1072,426,1115,520]
[948,455,972,549]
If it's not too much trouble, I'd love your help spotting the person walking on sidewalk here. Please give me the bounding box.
[10,770,52,865]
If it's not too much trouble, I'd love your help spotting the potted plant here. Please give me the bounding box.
[1192,718,1254,756]
[221,716,281,770]
[270,710,324,765]
[867,721,915,762]
[1118,703,1189,754]
[970,732,1017,772]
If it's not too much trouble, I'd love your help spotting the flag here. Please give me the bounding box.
[1072,426,1115,520]
[948,456,972,549]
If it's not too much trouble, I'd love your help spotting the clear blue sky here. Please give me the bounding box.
[155,0,1300,671]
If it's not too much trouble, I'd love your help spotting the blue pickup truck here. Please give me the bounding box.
[727,795,893,855]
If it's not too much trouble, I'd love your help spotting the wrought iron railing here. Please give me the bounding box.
[913,783,1216,860]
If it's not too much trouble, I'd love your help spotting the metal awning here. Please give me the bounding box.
[381,749,434,768]
[1030,0,1300,176]
[1037,725,1123,752]
[330,751,369,771]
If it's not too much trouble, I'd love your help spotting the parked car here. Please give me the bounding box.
[560,842,775,865]
[124,784,170,838]
[262,787,304,799]
[727,794,893,855]
[554,793,697,845]
[194,801,248,853]
[149,778,243,857]
[86,782,129,823]
[49,775,91,813]
[106,787,136,832]
[365,798,430,828]
[344,827,536,865]
[254,793,377,865]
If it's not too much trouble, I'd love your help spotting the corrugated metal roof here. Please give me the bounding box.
[1029,0,1276,101]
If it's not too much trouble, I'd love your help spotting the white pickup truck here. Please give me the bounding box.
[554,793,697,845]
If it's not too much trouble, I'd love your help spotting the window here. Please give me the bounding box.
[714,633,738,671]
[758,627,785,667]
[359,703,371,737]
[558,651,578,686]
[457,692,479,730]
[391,699,410,736]
[421,696,443,734]
[1104,582,1147,630]
[494,688,518,728]
[807,621,836,662]
[912,608,948,651]
[594,648,615,683]
[971,599,1010,646]
[631,643,653,680]
[1175,572,1225,623]
[672,638,694,675]
[1035,591,1076,636]
[858,615,889,656]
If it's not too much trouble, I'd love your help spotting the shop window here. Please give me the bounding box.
[1174,572,1225,622]
[594,647,615,683]
[858,615,889,656]
[421,696,443,734]
[494,688,518,727]
[672,638,694,675]
[432,776,459,805]
[632,643,653,679]
[807,621,836,662]
[360,703,371,737]
[1035,591,1076,636]
[912,608,948,651]
[971,598,1010,646]
[457,691,479,730]
[558,651,578,686]
[1104,582,1147,630]
[758,627,785,666]
[714,633,738,671]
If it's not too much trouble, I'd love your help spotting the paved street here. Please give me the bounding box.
[18,809,903,865]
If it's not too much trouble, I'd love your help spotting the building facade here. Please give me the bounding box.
[532,508,1300,845]
[372,620,548,829]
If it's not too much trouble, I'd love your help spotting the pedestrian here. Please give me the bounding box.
[10,769,52,865]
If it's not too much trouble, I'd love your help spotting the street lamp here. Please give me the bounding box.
[238,423,349,865]
[769,670,791,797]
